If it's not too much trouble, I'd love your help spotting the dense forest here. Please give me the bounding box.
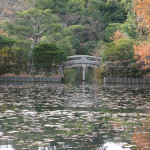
[0,0,150,78]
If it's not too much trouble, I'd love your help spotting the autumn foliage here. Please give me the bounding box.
[132,115,150,150]
[134,0,150,70]
[0,30,8,36]
[134,0,150,30]
[0,0,30,20]
[134,41,150,70]
[132,132,150,150]
[133,0,150,112]
[110,29,126,42]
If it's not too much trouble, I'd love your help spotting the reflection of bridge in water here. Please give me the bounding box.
[60,55,101,81]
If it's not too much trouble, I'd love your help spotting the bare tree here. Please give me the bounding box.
[0,0,31,20]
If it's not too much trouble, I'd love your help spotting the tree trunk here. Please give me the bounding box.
[28,35,38,66]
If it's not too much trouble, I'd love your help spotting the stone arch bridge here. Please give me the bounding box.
[59,55,101,81]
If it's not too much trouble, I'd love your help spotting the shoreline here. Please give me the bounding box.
[0,76,62,82]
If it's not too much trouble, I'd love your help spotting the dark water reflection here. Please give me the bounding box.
[0,82,150,150]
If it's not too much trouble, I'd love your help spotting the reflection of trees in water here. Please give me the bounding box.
[132,114,150,150]
[0,84,150,149]
[64,67,96,84]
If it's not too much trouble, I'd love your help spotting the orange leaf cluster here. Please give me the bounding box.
[134,0,150,30]
[110,30,126,42]
[132,116,150,150]
[2,9,14,15]
[0,30,8,36]
[132,132,150,150]
[134,41,150,70]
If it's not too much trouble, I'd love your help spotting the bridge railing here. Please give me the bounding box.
[60,55,101,80]
[62,59,101,67]
[67,55,101,60]
[62,55,101,67]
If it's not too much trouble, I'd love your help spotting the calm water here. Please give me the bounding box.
[0,82,150,150]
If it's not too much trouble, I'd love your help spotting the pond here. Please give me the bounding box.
[0,82,150,150]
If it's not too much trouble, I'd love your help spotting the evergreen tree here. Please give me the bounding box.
[5,8,59,62]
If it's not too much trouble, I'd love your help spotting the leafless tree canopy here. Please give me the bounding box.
[0,0,31,20]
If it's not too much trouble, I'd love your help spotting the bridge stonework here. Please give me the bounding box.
[59,55,101,81]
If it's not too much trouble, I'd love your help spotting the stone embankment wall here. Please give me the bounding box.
[0,76,61,82]
[104,77,150,84]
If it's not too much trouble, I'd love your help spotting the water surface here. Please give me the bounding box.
[0,82,150,150]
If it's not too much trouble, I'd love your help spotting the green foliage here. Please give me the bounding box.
[97,40,106,50]
[102,38,135,62]
[14,39,31,50]
[49,23,63,33]
[41,24,68,44]
[69,25,85,33]
[0,0,142,77]
[4,8,59,60]
[67,0,84,13]
[56,36,75,56]
[34,0,85,14]
[4,8,59,41]
[0,46,28,74]
[62,28,73,37]
[34,0,54,10]
[69,36,80,54]
[13,8,58,35]
[34,0,69,14]
[33,43,66,72]
[121,0,133,13]
[9,47,28,74]
[0,36,15,49]
[0,35,15,74]
[0,63,8,75]
[120,12,137,39]
[105,23,122,42]
[41,27,75,56]
[96,40,106,56]
[41,33,63,43]
[96,0,127,23]
[83,40,96,55]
